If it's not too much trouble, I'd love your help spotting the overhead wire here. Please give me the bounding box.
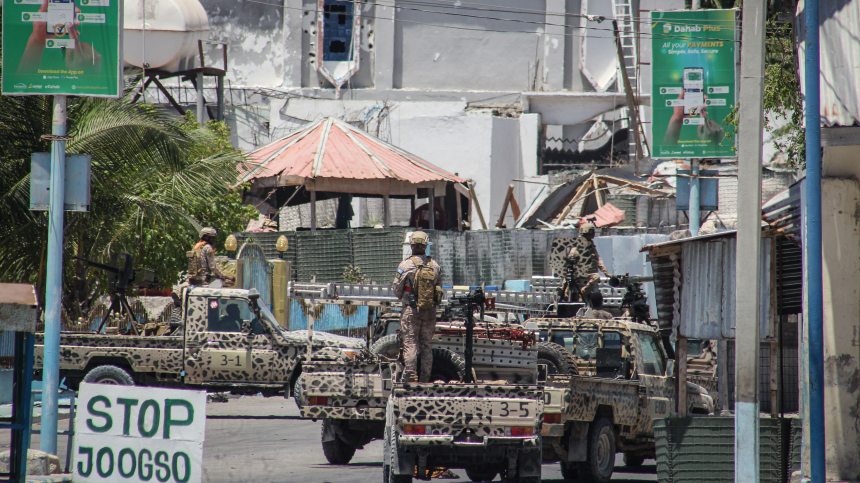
[241,0,741,44]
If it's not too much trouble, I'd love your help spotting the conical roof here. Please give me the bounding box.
[239,117,465,195]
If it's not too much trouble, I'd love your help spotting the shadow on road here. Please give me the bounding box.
[613,464,657,474]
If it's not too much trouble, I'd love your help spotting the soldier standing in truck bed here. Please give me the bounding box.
[567,222,612,303]
[392,231,442,383]
[187,227,236,287]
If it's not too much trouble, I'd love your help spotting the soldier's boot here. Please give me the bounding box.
[418,372,431,383]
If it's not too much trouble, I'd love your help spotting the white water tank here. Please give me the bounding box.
[124,0,210,73]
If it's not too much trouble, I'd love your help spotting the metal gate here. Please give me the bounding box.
[237,243,273,309]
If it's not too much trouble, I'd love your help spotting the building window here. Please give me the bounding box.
[322,0,354,61]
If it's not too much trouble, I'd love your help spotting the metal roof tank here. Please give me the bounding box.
[124,0,210,72]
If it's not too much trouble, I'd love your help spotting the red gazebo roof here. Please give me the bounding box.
[239,117,466,196]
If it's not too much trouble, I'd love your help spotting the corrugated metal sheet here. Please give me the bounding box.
[239,117,466,186]
[644,231,774,339]
[762,180,802,245]
[678,236,772,339]
[798,0,860,127]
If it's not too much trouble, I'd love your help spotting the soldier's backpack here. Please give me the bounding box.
[410,256,438,310]
[187,244,207,283]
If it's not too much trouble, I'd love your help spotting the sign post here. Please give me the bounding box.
[74,384,207,483]
[3,0,122,454]
[650,9,738,159]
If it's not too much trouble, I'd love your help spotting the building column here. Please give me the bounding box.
[373,1,395,89]
[542,0,566,91]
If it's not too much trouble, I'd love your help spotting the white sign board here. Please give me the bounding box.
[73,383,207,483]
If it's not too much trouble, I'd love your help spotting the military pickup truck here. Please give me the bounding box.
[299,320,567,468]
[530,318,714,482]
[33,287,364,395]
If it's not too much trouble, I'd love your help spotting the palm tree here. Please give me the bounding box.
[0,89,251,320]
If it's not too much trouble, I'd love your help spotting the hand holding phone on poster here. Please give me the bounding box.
[18,0,100,74]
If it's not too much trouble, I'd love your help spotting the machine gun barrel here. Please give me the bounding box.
[72,256,120,274]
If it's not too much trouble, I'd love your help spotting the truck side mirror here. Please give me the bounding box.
[665,359,675,377]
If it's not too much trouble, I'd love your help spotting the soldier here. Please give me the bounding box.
[187,227,236,287]
[566,223,612,303]
[589,291,613,320]
[392,231,442,382]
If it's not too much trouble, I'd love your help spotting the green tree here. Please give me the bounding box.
[0,91,256,320]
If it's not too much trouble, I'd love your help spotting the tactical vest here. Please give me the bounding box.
[187,243,208,284]
[410,256,439,310]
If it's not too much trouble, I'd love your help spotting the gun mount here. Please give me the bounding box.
[73,252,159,335]
[443,288,495,384]
[609,274,654,326]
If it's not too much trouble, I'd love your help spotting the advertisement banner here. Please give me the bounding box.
[650,9,737,159]
[73,383,206,483]
[2,0,122,97]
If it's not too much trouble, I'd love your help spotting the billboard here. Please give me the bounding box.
[650,9,737,159]
[2,0,122,97]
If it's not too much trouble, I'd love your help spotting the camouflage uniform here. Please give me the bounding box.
[566,237,611,299]
[592,309,613,320]
[189,242,229,286]
[392,255,442,381]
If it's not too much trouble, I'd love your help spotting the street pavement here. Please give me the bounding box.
[2,395,657,482]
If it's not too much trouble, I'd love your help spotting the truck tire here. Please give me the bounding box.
[580,417,616,483]
[560,461,578,480]
[370,334,400,360]
[429,348,466,382]
[623,452,645,467]
[536,342,578,376]
[465,467,497,482]
[82,365,134,386]
[387,424,412,483]
[293,375,303,409]
[321,420,357,465]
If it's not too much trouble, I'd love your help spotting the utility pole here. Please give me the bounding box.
[688,1,701,237]
[735,1,767,482]
[803,0,825,480]
[40,95,68,455]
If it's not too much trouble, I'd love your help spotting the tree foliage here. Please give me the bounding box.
[0,90,256,319]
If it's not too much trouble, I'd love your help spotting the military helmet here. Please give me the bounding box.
[579,223,596,235]
[200,227,217,238]
[410,230,429,246]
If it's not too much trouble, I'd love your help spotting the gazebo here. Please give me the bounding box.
[238,117,470,230]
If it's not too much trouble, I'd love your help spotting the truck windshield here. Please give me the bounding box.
[206,298,266,335]
[637,333,665,376]
[549,330,574,353]
[572,331,622,360]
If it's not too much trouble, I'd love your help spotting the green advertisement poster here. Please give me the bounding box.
[2,0,122,97]
[650,9,737,159]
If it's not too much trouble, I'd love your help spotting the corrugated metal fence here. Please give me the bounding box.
[236,228,579,286]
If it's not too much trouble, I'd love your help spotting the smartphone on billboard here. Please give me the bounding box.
[683,67,704,116]
[47,0,75,36]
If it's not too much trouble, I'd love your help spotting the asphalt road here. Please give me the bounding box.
[3,396,657,482]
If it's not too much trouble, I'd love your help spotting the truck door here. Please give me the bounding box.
[184,295,276,384]
[630,332,673,434]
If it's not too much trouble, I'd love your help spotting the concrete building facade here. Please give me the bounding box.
[142,0,685,226]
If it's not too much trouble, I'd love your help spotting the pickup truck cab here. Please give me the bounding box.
[530,317,714,482]
[34,287,364,395]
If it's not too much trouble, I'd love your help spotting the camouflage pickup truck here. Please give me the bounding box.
[531,318,714,482]
[299,320,567,469]
[33,287,364,395]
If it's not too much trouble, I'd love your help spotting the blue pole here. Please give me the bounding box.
[803,0,824,480]
[689,160,701,236]
[40,95,67,456]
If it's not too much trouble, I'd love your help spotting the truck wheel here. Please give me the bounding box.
[623,452,645,467]
[370,334,400,360]
[321,420,357,465]
[293,376,303,409]
[580,417,616,483]
[82,365,134,386]
[387,425,412,483]
[559,461,578,480]
[537,342,578,376]
[465,467,497,482]
[429,348,466,382]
